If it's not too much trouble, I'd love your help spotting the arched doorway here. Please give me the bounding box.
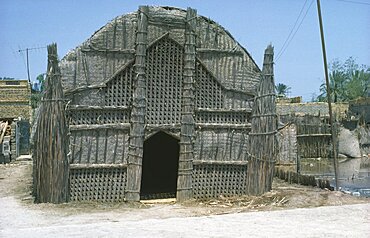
[140,131,179,199]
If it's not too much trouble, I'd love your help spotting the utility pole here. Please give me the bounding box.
[316,0,339,191]
[18,46,46,83]
[26,48,30,83]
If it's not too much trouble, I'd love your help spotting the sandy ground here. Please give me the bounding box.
[1,160,370,237]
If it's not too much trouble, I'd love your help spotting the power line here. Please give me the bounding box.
[276,0,309,60]
[332,0,370,6]
[276,0,314,62]
[17,46,47,52]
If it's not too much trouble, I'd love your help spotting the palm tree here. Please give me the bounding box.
[318,60,369,102]
[335,57,370,101]
[346,67,370,100]
[331,70,347,102]
[275,83,291,97]
[317,70,346,102]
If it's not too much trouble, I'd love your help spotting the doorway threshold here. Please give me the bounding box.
[140,198,176,204]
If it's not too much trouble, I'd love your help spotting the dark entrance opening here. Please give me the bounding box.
[140,131,179,199]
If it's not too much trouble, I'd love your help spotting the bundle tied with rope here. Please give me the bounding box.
[33,43,70,203]
[246,45,278,195]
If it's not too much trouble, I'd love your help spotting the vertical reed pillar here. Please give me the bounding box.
[177,7,197,201]
[33,43,69,203]
[126,5,149,201]
[247,45,277,195]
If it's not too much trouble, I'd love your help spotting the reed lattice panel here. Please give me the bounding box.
[195,111,247,124]
[146,37,183,124]
[195,61,223,109]
[70,167,127,202]
[193,131,249,162]
[192,163,247,199]
[104,63,135,106]
[68,109,130,125]
[296,123,331,135]
[297,136,332,158]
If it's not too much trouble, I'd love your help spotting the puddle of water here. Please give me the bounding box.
[332,177,370,197]
[300,157,370,197]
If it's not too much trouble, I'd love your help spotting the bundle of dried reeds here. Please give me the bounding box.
[33,43,69,203]
[246,45,277,195]
[126,6,149,202]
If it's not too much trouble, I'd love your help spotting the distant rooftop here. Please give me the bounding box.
[277,102,348,119]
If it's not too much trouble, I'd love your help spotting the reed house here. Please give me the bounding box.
[57,6,275,202]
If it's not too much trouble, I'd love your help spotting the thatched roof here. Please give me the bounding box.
[60,6,261,96]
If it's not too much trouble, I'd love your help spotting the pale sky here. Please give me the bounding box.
[1,0,369,101]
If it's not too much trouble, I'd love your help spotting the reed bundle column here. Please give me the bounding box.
[33,43,69,203]
[247,45,277,195]
[126,6,149,201]
[177,7,197,201]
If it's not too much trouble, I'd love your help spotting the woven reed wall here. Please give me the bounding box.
[285,115,334,159]
[192,163,248,199]
[193,130,249,161]
[70,166,127,202]
[297,121,333,159]
[277,124,297,164]
[60,6,264,201]
[69,129,129,164]
[277,114,334,162]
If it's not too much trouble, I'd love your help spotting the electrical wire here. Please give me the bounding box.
[276,0,315,62]
[276,0,309,60]
[332,0,370,6]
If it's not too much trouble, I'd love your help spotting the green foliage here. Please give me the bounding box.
[275,83,291,97]
[36,73,45,92]
[30,73,46,108]
[310,93,319,102]
[317,57,370,102]
[30,93,42,109]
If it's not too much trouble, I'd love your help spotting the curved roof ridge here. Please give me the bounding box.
[62,6,261,71]
[150,6,261,71]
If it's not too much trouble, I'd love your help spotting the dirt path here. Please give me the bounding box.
[1,161,369,237]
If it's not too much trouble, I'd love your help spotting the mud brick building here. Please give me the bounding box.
[0,80,31,120]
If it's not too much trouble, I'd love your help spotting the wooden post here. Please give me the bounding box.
[26,48,30,83]
[126,5,149,201]
[316,0,339,190]
[177,7,197,201]
[247,45,277,195]
[33,43,69,203]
